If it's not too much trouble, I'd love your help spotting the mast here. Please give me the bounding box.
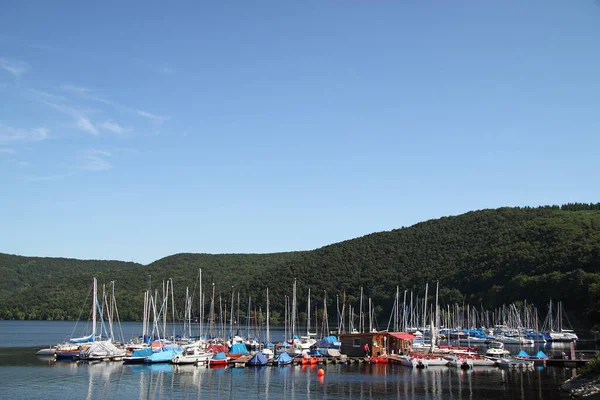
[209,283,215,338]
[162,280,167,339]
[142,290,148,339]
[359,287,363,333]
[110,281,115,340]
[433,281,439,349]
[170,279,175,339]
[395,286,399,332]
[266,287,270,343]
[246,296,251,339]
[198,269,202,338]
[291,279,297,340]
[284,296,288,342]
[185,287,190,338]
[402,290,407,331]
[423,283,429,330]
[323,291,329,336]
[230,287,235,339]
[92,277,97,339]
[307,287,311,336]
[368,297,373,332]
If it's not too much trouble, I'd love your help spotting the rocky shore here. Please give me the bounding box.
[560,374,600,399]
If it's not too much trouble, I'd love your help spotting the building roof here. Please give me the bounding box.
[388,332,417,340]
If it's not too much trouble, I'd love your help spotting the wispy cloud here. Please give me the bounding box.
[0,147,15,154]
[100,120,129,134]
[80,149,112,171]
[28,89,104,136]
[76,117,99,135]
[0,123,48,142]
[60,84,89,96]
[59,84,169,125]
[0,58,29,78]
[136,110,168,122]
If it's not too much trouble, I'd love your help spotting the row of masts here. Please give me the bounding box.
[136,273,571,343]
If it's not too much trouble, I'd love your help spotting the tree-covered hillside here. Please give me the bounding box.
[1,204,599,328]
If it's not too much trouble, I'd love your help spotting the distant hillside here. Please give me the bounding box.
[1,204,599,328]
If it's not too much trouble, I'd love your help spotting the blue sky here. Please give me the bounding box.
[1,0,599,264]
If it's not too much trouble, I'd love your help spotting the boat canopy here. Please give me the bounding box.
[229,343,249,355]
[322,348,341,357]
[131,347,154,358]
[535,351,548,358]
[207,344,228,354]
[213,352,227,360]
[517,350,530,357]
[316,335,340,348]
[274,352,293,364]
[70,333,95,343]
[248,352,268,366]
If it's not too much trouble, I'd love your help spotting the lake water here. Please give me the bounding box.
[0,321,595,399]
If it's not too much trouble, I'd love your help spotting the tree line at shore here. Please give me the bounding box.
[1,203,599,330]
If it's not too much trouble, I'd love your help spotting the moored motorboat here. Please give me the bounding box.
[247,352,268,366]
[495,357,534,368]
[274,352,293,366]
[78,340,127,361]
[171,348,213,365]
[124,347,153,364]
[209,352,230,367]
[515,350,548,364]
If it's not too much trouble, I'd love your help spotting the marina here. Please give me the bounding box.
[2,275,598,398]
[0,341,592,400]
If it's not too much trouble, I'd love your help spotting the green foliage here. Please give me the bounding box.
[1,204,600,328]
[578,353,600,376]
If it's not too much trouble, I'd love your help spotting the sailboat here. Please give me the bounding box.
[49,278,101,360]
[544,300,578,342]
[78,280,127,361]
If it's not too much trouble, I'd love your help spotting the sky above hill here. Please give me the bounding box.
[1,0,599,264]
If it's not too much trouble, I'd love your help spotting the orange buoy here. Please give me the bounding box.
[318,368,325,377]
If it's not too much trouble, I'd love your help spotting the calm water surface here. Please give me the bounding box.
[0,321,592,399]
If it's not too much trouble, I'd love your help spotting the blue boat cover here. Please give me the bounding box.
[229,343,249,355]
[517,350,530,357]
[145,347,182,363]
[309,349,322,356]
[70,333,95,343]
[535,351,548,358]
[213,352,227,360]
[274,352,292,364]
[131,348,154,358]
[248,352,268,366]
[316,335,340,348]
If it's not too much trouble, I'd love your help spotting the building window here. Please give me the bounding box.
[353,338,361,347]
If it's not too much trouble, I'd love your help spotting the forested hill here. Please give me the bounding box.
[1,204,599,328]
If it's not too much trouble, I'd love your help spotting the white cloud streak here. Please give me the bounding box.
[100,120,129,134]
[136,110,168,122]
[0,123,48,143]
[0,147,16,154]
[80,149,112,171]
[76,117,99,135]
[0,58,29,78]
[60,84,168,123]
